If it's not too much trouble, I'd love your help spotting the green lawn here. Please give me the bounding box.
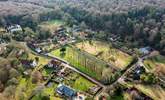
[46,20,65,25]
[39,20,65,33]
[31,82,62,100]
[28,53,51,66]
[42,68,54,76]
[144,55,165,76]
[119,80,165,100]
[135,84,165,100]
[75,40,133,70]
[64,72,96,92]
[15,77,38,100]
[73,76,95,92]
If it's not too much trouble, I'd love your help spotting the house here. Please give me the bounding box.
[23,71,30,76]
[21,60,31,68]
[133,66,145,80]
[55,26,66,35]
[72,25,81,32]
[139,47,152,55]
[35,47,42,53]
[47,59,61,69]
[21,60,37,68]
[30,60,38,68]
[56,84,77,99]
[7,25,22,33]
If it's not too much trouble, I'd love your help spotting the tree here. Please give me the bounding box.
[35,57,39,62]
[36,27,51,40]
[52,36,58,44]
[3,85,16,98]
[31,71,42,84]
[0,68,9,84]
[60,47,66,54]
[9,68,20,79]
[80,21,88,30]
[140,73,157,84]
[62,13,77,26]
[24,27,35,38]
[7,78,18,86]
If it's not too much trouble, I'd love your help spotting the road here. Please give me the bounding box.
[26,42,142,99]
[48,54,106,88]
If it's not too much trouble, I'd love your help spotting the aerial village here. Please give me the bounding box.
[0,20,165,100]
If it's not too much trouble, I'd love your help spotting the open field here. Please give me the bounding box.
[50,45,116,84]
[119,81,165,100]
[39,20,65,33]
[135,84,165,100]
[28,53,50,66]
[64,71,96,92]
[15,77,38,100]
[144,55,165,80]
[75,40,133,70]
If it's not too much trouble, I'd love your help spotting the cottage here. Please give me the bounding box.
[133,66,145,80]
[139,47,152,55]
[21,60,37,68]
[47,59,61,68]
[7,25,22,33]
[56,84,77,99]
[30,60,37,68]
[55,26,66,35]
[35,47,42,53]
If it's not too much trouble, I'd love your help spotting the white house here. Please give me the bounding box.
[30,60,38,68]
[7,25,22,33]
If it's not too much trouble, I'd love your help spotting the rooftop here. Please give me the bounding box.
[56,84,77,98]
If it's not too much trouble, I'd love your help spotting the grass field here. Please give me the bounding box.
[42,82,62,100]
[144,55,165,79]
[39,20,65,33]
[28,53,50,66]
[15,77,38,100]
[135,84,165,100]
[75,40,133,70]
[64,72,96,92]
[119,80,165,100]
[73,76,95,92]
[50,45,115,83]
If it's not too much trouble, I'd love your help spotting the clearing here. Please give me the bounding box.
[144,55,165,80]
[75,40,133,70]
[39,20,65,33]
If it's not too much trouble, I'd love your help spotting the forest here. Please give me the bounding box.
[0,0,165,54]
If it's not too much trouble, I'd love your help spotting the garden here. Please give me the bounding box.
[75,40,134,70]
[144,55,165,80]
